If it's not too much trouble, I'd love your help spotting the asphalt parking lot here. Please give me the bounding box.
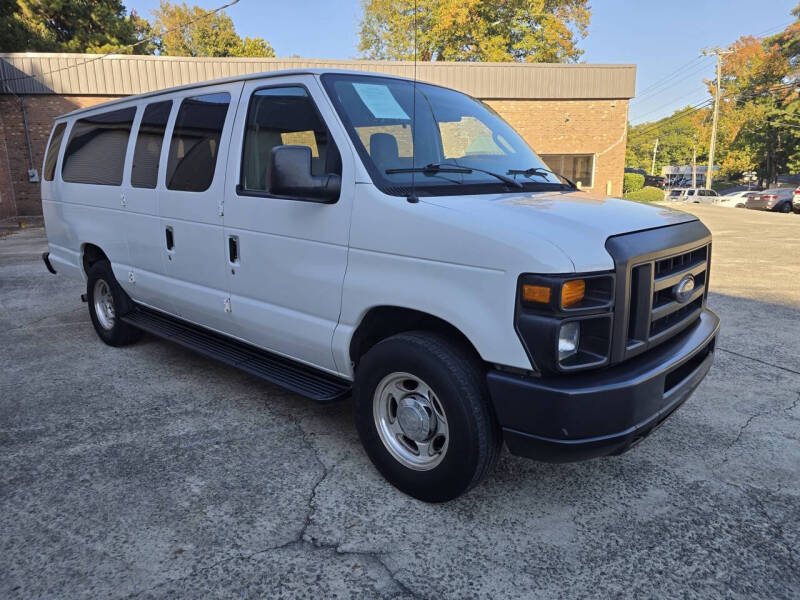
[1,204,798,599]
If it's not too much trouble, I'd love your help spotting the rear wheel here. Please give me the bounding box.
[86,261,142,346]
[354,331,501,502]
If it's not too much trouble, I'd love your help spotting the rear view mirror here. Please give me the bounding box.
[268,145,341,203]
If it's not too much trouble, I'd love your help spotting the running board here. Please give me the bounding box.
[121,307,351,403]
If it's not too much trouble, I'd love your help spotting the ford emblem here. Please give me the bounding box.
[672,274,695,304]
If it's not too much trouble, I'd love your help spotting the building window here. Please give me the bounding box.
[539,154,595,188]
[43,123,66,181]
[62,107,136,186]
[240,86,340,194]
[166,92,230,192]
[131,100,172,189]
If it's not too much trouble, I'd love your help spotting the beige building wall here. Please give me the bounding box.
[486,98,629,196]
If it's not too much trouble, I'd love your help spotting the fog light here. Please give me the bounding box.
[558,321,580,361]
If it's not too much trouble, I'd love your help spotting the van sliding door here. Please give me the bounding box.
[157,82,244,335]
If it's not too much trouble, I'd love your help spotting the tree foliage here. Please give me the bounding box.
[626,106,708,174]
[358,0,591,62]
[150,1,274,57]
[0,0,148,53]
[0,0,275,58]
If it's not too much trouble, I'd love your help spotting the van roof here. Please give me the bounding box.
[58,68,414,120]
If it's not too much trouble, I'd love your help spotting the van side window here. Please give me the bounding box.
[131,100,172,189]
[166,92,230,192]
[241,86,341,193]
[43,123,66,181]
[62,107,136,185]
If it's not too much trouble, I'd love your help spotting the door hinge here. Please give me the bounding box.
[128,271,135,284]
[217,199,224,216]
[223,297,232,313]
[121,193,127,208]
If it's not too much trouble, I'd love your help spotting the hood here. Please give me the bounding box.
[420,190,697,272]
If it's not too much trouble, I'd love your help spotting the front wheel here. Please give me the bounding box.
[778,202,792,213]
[354,331,501,502]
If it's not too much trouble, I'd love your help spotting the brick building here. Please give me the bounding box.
[0,53,635,221]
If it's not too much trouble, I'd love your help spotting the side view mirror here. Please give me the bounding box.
[268,145,341,203]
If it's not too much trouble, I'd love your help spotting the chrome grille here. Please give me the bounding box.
[626,243,709,356]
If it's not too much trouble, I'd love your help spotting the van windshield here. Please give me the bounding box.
[321,73,565,196]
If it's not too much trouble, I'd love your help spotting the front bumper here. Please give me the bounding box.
[487,308,720,462]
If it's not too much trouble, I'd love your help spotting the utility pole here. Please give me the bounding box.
[692,146,697,188]
[701,47,733,189]
[651,137,659,176]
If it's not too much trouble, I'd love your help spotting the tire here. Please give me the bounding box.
[354,331,501,502]
[778,202,792,213]
[86,260,142,347]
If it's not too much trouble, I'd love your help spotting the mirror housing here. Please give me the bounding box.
[268,145,340,203]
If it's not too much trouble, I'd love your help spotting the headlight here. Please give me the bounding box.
[558,321,580,361]
[515,273,615,373]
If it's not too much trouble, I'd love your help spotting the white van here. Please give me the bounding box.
[40,69,719,501]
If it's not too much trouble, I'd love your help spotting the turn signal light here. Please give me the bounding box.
[522,284,551,304]
[561,279,586,308]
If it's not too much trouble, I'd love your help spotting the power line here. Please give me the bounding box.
[632,57,713,104]
[633,56,706,99]
[0,0,241,86]
[628,81,800,142]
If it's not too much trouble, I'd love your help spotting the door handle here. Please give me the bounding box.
[165,226,174,251]
[228,235,239,264]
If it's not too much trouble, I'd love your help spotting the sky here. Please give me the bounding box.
[127,0,799,125]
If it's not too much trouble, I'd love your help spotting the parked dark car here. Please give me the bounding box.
[644,175,666,189]
[745,187,795,213]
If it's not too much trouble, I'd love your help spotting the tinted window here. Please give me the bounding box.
[131,100,172,189]
[44,123,66,181]
[241,86,341,193]
[166,92,230,192]
[62,107,136,185]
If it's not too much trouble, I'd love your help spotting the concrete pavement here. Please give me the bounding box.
[1,206,798,599]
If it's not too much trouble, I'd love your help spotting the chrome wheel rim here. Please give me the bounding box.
[373,372,449,471]
[93,278,115,330]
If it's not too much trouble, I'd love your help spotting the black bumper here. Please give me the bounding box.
[487,308,720,462]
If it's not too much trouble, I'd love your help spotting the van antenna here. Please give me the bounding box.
[407,0,419,204]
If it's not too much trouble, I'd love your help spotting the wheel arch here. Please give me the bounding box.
[348,305,484,371]
[80,243,109,279]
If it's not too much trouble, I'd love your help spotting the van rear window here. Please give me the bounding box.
[62,107,136,186]
[131,100,172,189]
[43,123,66,181]
[166,92,230,192]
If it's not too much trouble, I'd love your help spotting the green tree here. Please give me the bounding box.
[626,106,708,174]
[0,0,149,53]
[358,0,591,62]
[151,1,274,57]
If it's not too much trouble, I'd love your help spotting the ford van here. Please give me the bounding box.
[40,69,719,501]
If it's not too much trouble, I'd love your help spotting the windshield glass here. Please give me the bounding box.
[321,73,564,196]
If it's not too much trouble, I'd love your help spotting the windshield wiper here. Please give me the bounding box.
[387,163,523,189]
[507,167,577,189]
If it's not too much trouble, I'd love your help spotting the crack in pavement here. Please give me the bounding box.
[718,347,800,377]
[122,413,423,600]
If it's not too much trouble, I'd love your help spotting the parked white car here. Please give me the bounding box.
[40,69,720,501]
[717,190,758,208]
[666,188,719,203]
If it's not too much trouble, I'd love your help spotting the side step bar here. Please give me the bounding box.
[121,307,351,403]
